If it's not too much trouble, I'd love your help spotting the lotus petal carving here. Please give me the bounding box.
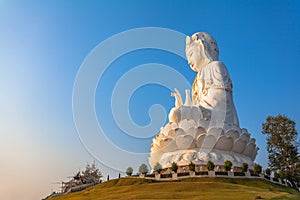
[160,140,177,153]
[179,119,197,131]
[191,106,203,121]
[214,136,233,151]
[226,129,240,141]
[158,138,172,148]
[240,133,250,143]
[249,138,256,143]
[201,135,217,149]
[207,127,224,138]
[186,127,199,137]
[195,134,206,148]
[156,133,166,141]
[175,135,194,150]
[251,147,259,161]
[160,122,178,136]
[168,107,181,123]
[241,128,248,134]
[198,120,209,130]
[232,139,246,153]
[151,143,160,152]
[180,105,193,120]
[243,143,256,157]
[149,105,259,169]
[167,128,185,138]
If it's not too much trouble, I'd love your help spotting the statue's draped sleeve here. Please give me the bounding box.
[192,61,239,127]
[192,61,232,103]
[203,61,232,90]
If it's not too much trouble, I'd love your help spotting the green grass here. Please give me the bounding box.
[51,177,300,200]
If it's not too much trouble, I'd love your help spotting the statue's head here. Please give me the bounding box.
[186,32,219,72]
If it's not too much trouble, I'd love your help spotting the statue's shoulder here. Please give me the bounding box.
[207,61,226,69]
[206,61,229,75]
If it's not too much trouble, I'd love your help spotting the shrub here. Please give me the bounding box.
[171,162,178,173]
[224,160,233,172]
[253,164,262,174]
[242,163,248,173]
[126,167,133,176]
[265,168,271,176]
[273,172,280,180]
[207,161,215,171]
[138,163,149,175]
[189,161,195,172]
[153,162,162,174]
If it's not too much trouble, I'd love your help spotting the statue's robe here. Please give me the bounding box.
[192,61,239,128]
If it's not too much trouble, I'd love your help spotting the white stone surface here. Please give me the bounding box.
[149,32,258,170]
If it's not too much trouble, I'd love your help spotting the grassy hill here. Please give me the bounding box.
[51,177,300,200]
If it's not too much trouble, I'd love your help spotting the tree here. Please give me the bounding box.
[253,164,262,175]
[138,163,149,175]
[265,168,271,177]
[278,170,284,181]
[171,162,178,173]
[126,167,133,176]
[242,163,248,173]
[224,160,233,172]
[274,172,280,180]
[189,161,195,172]
[153,162,162,174]
[262,115,300,188]
[207,161,215,171]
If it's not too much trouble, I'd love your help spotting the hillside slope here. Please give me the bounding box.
[51,177,300,200]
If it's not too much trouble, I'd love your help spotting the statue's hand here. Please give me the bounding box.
[202,88,208,96]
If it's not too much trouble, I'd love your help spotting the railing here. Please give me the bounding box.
[130,171,292,188]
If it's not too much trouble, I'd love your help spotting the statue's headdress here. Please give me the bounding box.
[186,32,219,61]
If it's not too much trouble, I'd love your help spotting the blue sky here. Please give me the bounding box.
[0,0,300,199]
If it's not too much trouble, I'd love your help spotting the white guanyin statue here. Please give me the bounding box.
[149,32,259,171]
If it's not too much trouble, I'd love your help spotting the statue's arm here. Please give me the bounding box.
[210,61,232,90]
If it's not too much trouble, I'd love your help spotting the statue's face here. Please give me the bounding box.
[186,41,203,72]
